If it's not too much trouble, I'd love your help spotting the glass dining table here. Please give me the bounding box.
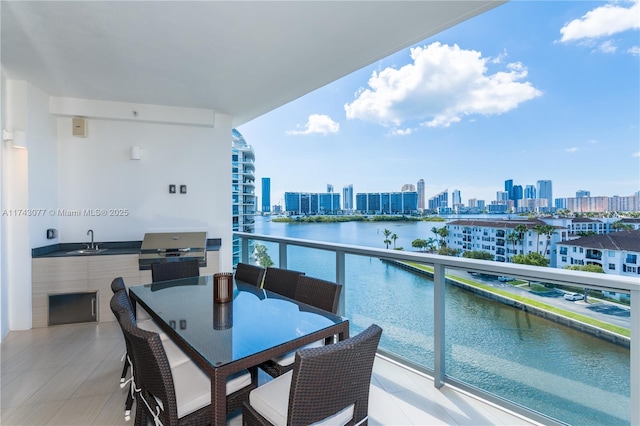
[128,275,350,425]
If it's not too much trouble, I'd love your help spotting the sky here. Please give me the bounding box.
[237,0,640,209]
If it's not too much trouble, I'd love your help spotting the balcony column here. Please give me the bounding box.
[335,250,346,317]
[241,237,249,263]
[278,241,288,269]
[433,262,446,388]
[631,288,639,426]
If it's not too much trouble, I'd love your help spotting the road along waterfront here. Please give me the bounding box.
[255,216,631,425]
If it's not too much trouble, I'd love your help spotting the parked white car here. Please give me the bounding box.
[498,276,515,282]
[564,292,585,301]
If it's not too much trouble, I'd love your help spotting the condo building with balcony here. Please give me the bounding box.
[447,219,567,266]
[555,230,640,301]
[232,129,256,265]
[556,230,640,275]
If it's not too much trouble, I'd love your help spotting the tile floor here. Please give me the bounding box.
[1,321,538,425]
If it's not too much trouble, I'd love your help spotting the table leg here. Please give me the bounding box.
[211,369,227,426]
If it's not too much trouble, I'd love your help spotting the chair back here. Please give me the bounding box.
[288,324,382,425]
[111,277,126,294]
[294,275,342,314]
[110,288,136,325]
[151,259,200,283]
[263,267,304,299]
[235,263,266,287]
[118,312,179,426]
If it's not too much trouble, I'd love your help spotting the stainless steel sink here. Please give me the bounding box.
[67,248,108,255]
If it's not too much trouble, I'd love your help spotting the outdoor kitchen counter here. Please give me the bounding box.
[32,238,221,258]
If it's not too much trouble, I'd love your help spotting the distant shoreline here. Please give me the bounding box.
[270,215,447,223]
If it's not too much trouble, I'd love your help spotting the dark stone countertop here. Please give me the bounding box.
[32,238,221,258]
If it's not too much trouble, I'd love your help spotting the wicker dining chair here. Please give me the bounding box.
[151,259,200,283]
[116,306,255,426]
[262,267,304,300]
[235,262,266,287]
[110,289,191,421]
[243,324,383,426]
[111,276,173,420]
[294,275,342,314]
[260,275,343,378]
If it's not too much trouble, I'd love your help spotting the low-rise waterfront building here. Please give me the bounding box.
[447,219,568,266]
[555,230,640,301]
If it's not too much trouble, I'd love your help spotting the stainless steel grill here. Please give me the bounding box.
[138,232,207,270]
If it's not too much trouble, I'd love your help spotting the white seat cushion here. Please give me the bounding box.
[161,338,191,368]
[272,340,324,367]
[138,319,169,340]
[168,362,252,418]
[249,370,354,426]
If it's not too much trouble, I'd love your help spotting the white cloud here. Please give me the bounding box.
[344,42,541,128]
[391,128,413,136]
[588,139,598,144]
[633,151,640,157]
[286,114,339,136]
[566,147,579,153]
[597,40,618,53]
[628,46,640,55]
[559,0,640,42]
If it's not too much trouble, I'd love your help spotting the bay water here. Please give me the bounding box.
[254,216,630,425]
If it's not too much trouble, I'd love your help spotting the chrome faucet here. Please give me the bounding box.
[87,229,95,249]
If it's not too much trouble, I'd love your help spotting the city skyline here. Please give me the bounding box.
[237,1,640,207]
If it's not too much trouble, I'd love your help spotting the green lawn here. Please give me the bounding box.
[403,261,630,338]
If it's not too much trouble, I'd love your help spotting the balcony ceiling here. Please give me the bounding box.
[1,1,503,127]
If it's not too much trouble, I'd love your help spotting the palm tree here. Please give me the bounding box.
[425,237,438,252]
[533,224,547,254]
[514,224,528,255]
[391,233,398,249]
[542,225,558,258]
[506,232,520,258]
[431,226,440,246]
[438,226,449,248]
[383,228,392,249]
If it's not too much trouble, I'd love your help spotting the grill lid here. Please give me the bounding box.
[140,232,207,253]
[139,232,207,269]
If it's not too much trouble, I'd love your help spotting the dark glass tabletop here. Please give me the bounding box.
[129,275,348,368]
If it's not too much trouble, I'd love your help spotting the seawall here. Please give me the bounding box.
[382,259,630,348]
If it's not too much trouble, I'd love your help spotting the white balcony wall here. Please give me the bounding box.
[0,82,234,335]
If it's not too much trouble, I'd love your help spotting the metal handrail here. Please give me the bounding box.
[235,231,639,425]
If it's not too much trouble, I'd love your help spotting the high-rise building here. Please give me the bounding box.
[576,190,590,198]
[504,179,513,198]
[428,190,448,211]
[401,183,416,192]
[496,191,509,202]
[555,198,567,210]
[452,189,462,208]
[232,129,256,265]
[537,180,553,212]
[356,192,418,214]
[417,179,425,211]
[512,185,523,208]
[285,192,340,214]
[524,185,536,199]
[261,178,271,213]
[342,184,354,211]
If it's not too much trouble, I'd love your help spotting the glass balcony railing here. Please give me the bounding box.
[235,231,639,426]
